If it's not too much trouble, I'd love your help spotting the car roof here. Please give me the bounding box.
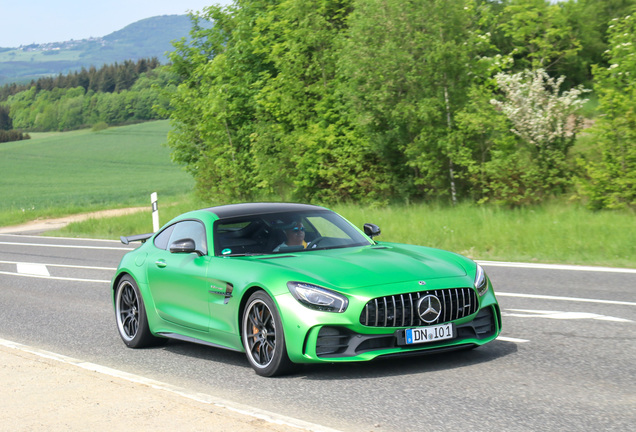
[204,203,327,220]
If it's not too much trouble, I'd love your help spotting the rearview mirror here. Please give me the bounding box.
[169,238,200,255]
[363,223,381,239]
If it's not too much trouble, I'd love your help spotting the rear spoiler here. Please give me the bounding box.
[120,233,153,245]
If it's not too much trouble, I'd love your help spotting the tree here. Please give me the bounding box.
[491,69,588,202]
[167,0,390,203]
[340,0,493,203]
[0,105,12,130]
[498,0,581,73]
[582,11,636,209]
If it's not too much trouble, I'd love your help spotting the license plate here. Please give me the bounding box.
[405,323,454,345]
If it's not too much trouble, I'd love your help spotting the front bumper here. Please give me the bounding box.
[277,291,502,364]
[312,305,501,359]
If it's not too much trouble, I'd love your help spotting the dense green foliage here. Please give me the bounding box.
[0,129,30,143]
[2,61,174,132]
[582,12,636,209]
[0,58,161,101]
[166,0,636,209]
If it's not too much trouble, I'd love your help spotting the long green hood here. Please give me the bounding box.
[253,243,470,290]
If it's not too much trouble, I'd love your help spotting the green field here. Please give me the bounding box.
[0,120,193,226]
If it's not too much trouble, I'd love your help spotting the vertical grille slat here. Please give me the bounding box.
[383,297,388,327]
[374,298,379,327]
[360,288,479,327]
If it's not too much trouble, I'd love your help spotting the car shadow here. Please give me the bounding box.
[159,339,249,367]
[157,338,518,379]
[296,339,519,380]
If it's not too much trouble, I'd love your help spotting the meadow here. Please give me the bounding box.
[0,120,193,226]
[1,120,633,268]
[56,198,636,269]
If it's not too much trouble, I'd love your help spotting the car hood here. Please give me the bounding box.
[255,243,469,290]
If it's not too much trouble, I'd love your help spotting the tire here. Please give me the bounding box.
[242,291,295,377]
[114,275,164,348]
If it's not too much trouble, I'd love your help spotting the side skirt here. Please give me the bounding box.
[157,332,244,352]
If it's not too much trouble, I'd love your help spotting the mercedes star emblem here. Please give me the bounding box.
[417,295,442,324]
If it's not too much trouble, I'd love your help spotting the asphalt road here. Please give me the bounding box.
[1,233,635,431]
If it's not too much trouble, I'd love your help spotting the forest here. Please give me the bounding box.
[0,58,171,135]
[166,0,635,210]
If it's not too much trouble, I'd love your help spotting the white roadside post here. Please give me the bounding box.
[151,192,159,232]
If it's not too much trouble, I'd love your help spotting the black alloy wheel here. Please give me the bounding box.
[242,291,295,377]
[115,275,164,348]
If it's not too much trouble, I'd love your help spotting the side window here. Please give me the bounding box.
[153,224,175,250]
[168,220,208,255]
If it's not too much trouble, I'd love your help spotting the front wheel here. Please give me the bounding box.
[242,291,295,377]
[115,275,164,348]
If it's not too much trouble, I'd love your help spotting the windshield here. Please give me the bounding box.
[213,210,373,256]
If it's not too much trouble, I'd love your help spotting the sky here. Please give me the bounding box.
[0,0,234,47]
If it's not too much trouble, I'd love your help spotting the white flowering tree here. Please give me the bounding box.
[491,69,588,154]
[584,13,636,209]
[487,69,588,201]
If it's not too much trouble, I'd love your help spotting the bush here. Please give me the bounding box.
[91,121,109,132]
[0,130,30,143]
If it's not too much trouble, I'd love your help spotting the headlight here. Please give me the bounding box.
[474,264,489,296]
[287,282,348,313]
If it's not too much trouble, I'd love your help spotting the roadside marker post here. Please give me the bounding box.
[151,192,159,232]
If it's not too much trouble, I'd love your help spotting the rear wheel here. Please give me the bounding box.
[242,291,295,377]
[115,275,164,348]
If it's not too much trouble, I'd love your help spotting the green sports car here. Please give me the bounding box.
[113,203,501,376]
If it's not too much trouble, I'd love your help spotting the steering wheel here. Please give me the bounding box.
[307,236,324,249]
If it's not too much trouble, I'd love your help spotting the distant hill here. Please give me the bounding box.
[0,15,196,85]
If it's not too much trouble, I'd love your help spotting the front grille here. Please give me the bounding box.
[360,288,478,327]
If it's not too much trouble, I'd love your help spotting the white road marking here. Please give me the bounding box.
[0,338,341,432]
[497,292,636,307]
[16,263,50,276]
[0,260,114,283]
[497,336,530,343]
[0,233,123,243]
[0,270,110,284]
[0,260,116,271]
[479,260,636,274]
[0,241,132,251]
[503,309,633,323]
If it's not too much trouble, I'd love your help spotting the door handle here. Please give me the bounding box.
[155,259,167,268]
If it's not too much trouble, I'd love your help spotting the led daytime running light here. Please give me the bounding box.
[287,282,348,313]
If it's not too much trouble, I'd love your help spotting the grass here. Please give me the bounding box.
[332,202,635,268]
[0,120,193,226]
[55,200,636,269]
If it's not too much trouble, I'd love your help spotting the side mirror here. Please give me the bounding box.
[169,238,200,255]
[363,223,381,239]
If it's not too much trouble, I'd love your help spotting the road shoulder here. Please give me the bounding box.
[0,342,308,432]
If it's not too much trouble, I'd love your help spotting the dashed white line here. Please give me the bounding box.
[0,270,111,284]
[0,260,116,271]
[497,292,636,307]
[502,309,633,323]
[16,263,50,276]
[497,336,530,343]
[479,260,636,274]
[0,241,131,251]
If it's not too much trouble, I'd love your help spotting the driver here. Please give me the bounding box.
[273,221,307,251]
